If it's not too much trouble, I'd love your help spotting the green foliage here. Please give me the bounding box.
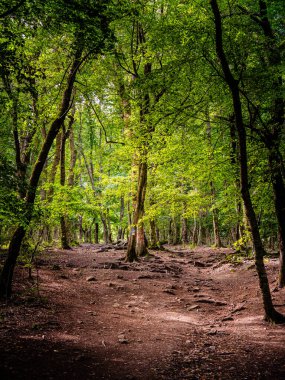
[0,0,284,250]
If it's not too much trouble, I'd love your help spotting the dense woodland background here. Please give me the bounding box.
[0,0,284,321]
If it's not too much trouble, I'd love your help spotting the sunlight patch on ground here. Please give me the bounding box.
[233,315,264,325]
[157,311,201,325]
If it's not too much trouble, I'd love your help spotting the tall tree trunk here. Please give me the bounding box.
[126,160,148,260]
[192,216,198,246]
[248,0,285,290]
[268,150,285,287]
[149,219,157,248]
[101,213,109,244]
[59,123,71,250]
[0,47,83,299]
[94,222,99,244]
[212,209,222,248]
[168,218,173,245]
[117,196,125,241]
[210,0,284,322]
[181,217,188,245]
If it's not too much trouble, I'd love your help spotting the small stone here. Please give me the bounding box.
[118,334,129,344]
[86,276,96,282]
[87,311,97,316]
[187,305,199,311]
[207,330,217,336]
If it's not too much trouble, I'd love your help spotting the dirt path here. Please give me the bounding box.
[1,244,285,379]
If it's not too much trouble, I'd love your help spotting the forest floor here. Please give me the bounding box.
[1,244,285,379]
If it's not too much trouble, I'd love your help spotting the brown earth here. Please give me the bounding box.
[1,244,285,379]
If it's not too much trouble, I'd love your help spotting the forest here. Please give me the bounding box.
[0,0,285,379]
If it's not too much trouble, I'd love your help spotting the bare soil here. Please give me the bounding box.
[1,244,285,379]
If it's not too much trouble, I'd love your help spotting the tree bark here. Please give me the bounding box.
[94,222,99,244]
[126,160,148,260]
[117,196,125,241]
[0,46,83,299]
[210,0,284,322]
[60,123,71,249]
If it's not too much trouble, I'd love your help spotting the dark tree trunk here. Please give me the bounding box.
[251,0,285,290]
[60,123,71,249]
[107,210,113,244]
[149,219,158,248]
[210,0,284,323]
[192,216,198,246]
[94,222,99,244]
[268,150,285,287]
[68,125,77,187]
[0,47,83,299]
[79,216,84,242]
[174,219,180,245]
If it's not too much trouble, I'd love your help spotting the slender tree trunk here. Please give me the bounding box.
[210,182,223,247]
[168,218,173,245]
[107,209,113,243]
[212,210,222,247]
[181,217,188,245]
[60,123,71,249]
[249,0,285,289]
[210,0,284,322]
[126,160,148,260]
[94,222,99,244]
[192,216,198,246]
[79,216,84,242]
[101,214,109,244]
[68,126,77,187]
[149,219,157,248]
[117,196,125,241]
[0,47,83,299]
[268,150,285,287]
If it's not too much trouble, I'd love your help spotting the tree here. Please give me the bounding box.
[209,0,284,323]
[0,0,118,298]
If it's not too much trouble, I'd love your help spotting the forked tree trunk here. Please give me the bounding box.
[0,47,83,299]
[210,0,284,323]
[126,160,148,261]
